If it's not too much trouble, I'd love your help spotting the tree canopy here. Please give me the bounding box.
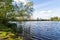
[0,0,33,23]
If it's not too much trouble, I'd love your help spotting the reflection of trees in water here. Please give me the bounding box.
[10,21,31,40]
[8,22,23,36]
[23,22,31,40]
[17,24,23,33]
[16,22,23,36]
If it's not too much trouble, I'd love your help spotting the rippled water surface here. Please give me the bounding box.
[22,21,60,40]
[11,21,60,40]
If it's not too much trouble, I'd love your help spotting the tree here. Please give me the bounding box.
[8,0,33,20]
[0,0,13,23]
[50,17,59,21]
[0,0,33,23]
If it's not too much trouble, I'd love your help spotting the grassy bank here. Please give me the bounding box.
[0,24,23,40]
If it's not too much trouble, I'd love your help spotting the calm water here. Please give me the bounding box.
[12,21,60,40]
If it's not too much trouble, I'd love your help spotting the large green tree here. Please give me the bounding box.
[0,0,13,23]
[0,0,33,23]
[8,0,33,20]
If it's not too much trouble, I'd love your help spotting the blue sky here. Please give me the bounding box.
[30,0,60,19]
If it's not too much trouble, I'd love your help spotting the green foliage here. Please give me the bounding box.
[0,0,33,22]
[0,31,22,40]
[0,24,12,32]
[0,24,23,40]
[0,0,13,23]
[50,17,60,21]
[11,1,33,20]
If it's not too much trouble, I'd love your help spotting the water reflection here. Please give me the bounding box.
[10,21,60,40]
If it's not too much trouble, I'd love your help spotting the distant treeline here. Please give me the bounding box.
[18,17,60,21]
[10,16,60,21]
[50,17,60,21]
[40,17,60,21]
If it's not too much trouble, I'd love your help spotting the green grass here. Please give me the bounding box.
[0,24,12,32]
[0,24,23,40]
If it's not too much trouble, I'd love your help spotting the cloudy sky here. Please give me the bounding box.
[30,0,60,19]
[14,0,60,19]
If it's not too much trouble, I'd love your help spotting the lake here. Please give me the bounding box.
[11,21,60,40]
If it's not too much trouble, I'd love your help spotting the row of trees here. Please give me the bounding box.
[50,17,60,21]
[32,17,60,21]
[0,0,33,24]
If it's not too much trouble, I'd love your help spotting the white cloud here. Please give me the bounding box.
[33,9,60,19]
[32,10,53,19]
[34,1,53,9]
[14,0,29,5]
[40,10,52,14]
[48,10,52,13]
[14,0,27,2]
